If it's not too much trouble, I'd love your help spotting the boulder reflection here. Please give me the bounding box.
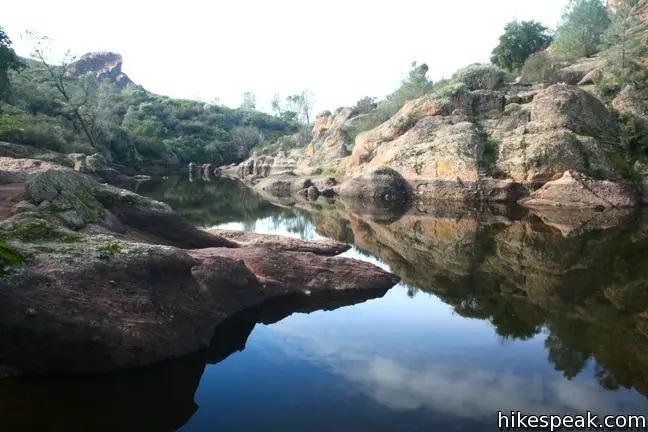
[0,288,388,432]
[298,199,648,400]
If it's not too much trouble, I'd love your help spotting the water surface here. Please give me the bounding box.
[2,176,648,432]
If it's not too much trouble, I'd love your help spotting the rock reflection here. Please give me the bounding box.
[298,200,648,400]
[0,288,388,432]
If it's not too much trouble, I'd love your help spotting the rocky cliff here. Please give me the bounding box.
[67,52,133,89]
[343,83,639,206]
[298,108,355,167]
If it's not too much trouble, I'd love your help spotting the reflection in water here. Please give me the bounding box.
[0,289,388,432]
[5,177,648,431]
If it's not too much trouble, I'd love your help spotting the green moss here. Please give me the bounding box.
[97,239,123,255]
[321,166,338,177]
[0,241,25,275]
[0,218,82,243]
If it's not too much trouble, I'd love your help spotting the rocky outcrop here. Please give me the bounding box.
[346,84,628,207]
[67,52,133,89]
[253,172,314,198]
[69,152,132,184]
[299,108,355,167]
[613,83,648,124]
[0,236,396,374]
[520,170,639,209]
[229,151,298,181]
[557,55,604,85]
[204,228,350,256]
[0,159,399,374]
[339,167,410,202]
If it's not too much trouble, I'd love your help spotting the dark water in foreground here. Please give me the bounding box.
[3,176,648,431]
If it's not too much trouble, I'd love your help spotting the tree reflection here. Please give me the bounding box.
[304,201,648,399]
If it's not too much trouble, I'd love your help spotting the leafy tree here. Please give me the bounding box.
[0,26,25,99]
[240,91,256,110]
[490,20,553,72]
[271,93,282,115]
[599,0,648,88]
[231,125,264,158]
[552,0,611,60]
[286,90,315,124]
[26,32,99,150]
[352,96,377,115]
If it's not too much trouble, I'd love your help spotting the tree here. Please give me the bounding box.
[286,90,315,124]
[0,26,25,99]
[552,0,611,60]
[25,32,99,149]
[600,0,648,85]
[231,125,264,157]
[240,91,256,110]
[490,21,553,72]
[271,93,282,115]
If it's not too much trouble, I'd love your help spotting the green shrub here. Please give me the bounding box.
[452,64,508,91]
[521,51,560,84]
[491,20,553,72]
[609,155,643,182]
[0,241,24,275]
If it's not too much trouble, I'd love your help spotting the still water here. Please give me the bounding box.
[2,176,648,431]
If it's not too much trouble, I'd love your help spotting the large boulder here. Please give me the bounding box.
[613,83,648,124]
[342,84,630,206]
[24,168,237,248]
[496,84,622,183]
[339,167,411,202]
[557,55,604,85]
[0,236,398,374]
[520,171,639,209]
[349,84,621,185]
[253,172,313,198]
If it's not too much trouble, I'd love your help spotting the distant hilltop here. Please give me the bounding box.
[66,51,133,89]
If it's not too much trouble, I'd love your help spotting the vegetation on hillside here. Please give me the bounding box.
[0,29,299,168]
[553,0,611,60]
[490,20,553,72]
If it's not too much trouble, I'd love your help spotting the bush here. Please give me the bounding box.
[351,96,378,116]
[452,64,508,91]
[491,20,553,72]
[521,51,560,84]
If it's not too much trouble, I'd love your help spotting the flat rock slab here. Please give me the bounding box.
[0,240,398,375]
[205,228,351,256]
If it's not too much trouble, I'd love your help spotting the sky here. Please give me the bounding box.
[4,0,567,115]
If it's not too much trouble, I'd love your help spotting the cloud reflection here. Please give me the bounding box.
[259,322,646,420]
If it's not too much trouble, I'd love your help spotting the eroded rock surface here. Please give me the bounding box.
[0,161,400,375]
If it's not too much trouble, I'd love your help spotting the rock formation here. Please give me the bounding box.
[0,157,399,375]
[343,83,638,208]
[67,52,133,89]
[298,108,355,167]
[289,199,648,399]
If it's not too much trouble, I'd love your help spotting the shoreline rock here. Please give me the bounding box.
[0,157,400,375]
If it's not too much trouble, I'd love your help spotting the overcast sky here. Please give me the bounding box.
[4,0,567,114]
